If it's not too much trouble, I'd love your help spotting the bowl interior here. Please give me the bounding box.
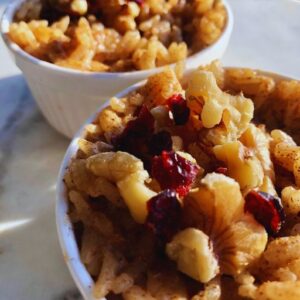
[1,0,233,79]
[56,68,298,300]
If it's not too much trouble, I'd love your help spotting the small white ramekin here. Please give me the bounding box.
[56,68,297,300]
[1,0,233,138]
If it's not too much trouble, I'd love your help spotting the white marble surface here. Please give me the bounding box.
[0,0,300,299]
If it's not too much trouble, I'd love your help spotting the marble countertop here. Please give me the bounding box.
[0,0,300,299]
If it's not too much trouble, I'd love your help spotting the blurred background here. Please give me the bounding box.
[0,0,300,299]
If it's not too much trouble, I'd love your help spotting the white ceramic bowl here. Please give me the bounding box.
[1,0,233,138]
[56,81,143,300]
[56,68,297,300]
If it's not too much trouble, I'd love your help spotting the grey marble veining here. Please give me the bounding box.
[0,0,300,299]
[0,76,34,183]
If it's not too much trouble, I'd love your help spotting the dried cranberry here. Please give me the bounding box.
[167,94,190,125]
[126,0,144,5]
[112,105,154,158]
[215,167,228,175]
[152,151,200,197]
[132,0,144,5]
[146,189,181,243]
[149,131,173,155]
[245,191,285,236]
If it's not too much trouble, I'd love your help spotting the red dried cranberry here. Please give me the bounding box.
[112,105,154,157]
[132,0,144,5]
[245,191,285,236]
[126,0,144,5]
[167,94,190,126]
[152,151,200,197]
[149,131,173,155]
[146,189,181,243]
[215,167,228,175]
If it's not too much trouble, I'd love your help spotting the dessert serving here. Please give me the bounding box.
[8,0,227,72]
[62,61,300,299]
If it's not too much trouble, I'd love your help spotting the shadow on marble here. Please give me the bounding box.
[0,75,66,138]
[0,74,69,197]
[0,74,68,185]
[54,289,83,300]
[0,0,11,7]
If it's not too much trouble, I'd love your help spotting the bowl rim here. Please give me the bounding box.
[55,67,299,300]
[0,0,233,78]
